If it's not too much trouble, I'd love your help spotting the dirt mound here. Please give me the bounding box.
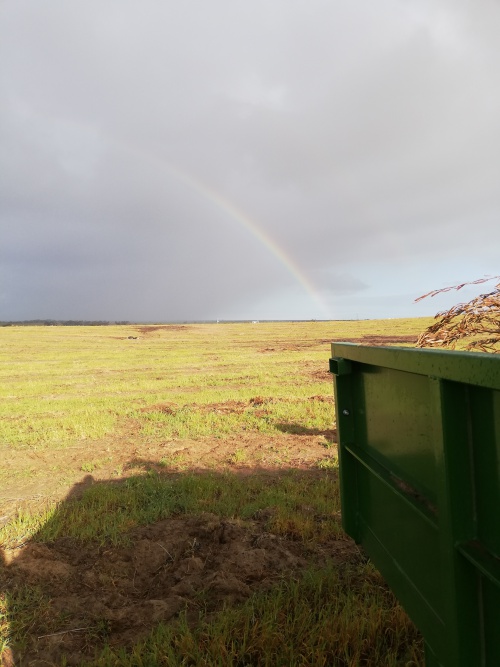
[139,402,178,414]
[310,368,332,381]
[195,400,249,415]
[139,397,333,418]
[2,513,357,666]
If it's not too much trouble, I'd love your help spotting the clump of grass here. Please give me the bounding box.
[228,448,247,465]
[81,460,103,473]
[0,585,55,655]
[316,455,338,470]
[0,504,58,549]
[157,454,186,469]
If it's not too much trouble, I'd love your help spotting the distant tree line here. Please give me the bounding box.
[0,318,336,327]
[0,320,131,327]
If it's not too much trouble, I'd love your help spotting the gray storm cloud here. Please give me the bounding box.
[1,0,500,320]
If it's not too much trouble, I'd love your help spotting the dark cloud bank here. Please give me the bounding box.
[1,1,500,320]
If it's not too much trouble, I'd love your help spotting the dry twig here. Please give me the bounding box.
[415,276,500,353]
[38,627,88,640]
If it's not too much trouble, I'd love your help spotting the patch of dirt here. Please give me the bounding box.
[141,400,251,416]
[309,368,333,381]
[199,400,249,415]
[134,325,191,335]
[139,396,334,418]
[1,512,360,666]
[258,339,334,353]
[139,402,179,415]
[308,395,333,402]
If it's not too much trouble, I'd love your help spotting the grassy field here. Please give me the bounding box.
[0,319,431,665]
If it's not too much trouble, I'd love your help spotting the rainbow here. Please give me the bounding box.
[113,140,331,318]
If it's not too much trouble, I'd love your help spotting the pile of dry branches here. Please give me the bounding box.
[416,276,500,353]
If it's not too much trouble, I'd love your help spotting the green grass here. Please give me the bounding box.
[1,469,342,548]
[136,396,334,439]
[0,585,56,655]
[88,562,422,667]
[0,319,429,450]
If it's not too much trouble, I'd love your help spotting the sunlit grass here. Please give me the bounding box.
[0,319,429,449]
[0,319,429,664]
[136,397,333,439]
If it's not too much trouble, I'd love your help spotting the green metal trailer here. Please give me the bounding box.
[329,343,500,666]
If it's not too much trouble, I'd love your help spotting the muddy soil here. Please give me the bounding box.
[1,507,359,666]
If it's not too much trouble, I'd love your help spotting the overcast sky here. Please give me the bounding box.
[1,1,499,321]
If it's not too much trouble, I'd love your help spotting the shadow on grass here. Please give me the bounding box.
[0,462,422,666]
[0,463,340,665]
[275,422,337,442]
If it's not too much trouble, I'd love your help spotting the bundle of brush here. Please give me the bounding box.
[415,276,500,353]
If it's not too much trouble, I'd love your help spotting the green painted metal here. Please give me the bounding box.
[330,343,500,667]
